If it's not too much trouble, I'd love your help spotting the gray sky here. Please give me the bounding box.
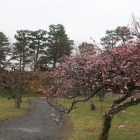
[0,0,140,44]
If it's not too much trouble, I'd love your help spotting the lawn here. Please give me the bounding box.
[59,97,140,140]
[0,90,37,121]
[0,97,30,121]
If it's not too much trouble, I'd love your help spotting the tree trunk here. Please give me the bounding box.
[99,114,112,140]
[19,53,22,71]
[33,42,40,71]
[22,51,25,71]
[19,95,22,103]
[15,97,20,109]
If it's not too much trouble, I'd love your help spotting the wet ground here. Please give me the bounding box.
[0,99,63,140]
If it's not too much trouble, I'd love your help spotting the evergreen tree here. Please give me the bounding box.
[100,30,119,49]
[28,30,47,70]
[14,30,30,71]
[0,32,10,68]
[115,26,133,45]
[46,24,73,68]
[101,26,133,49]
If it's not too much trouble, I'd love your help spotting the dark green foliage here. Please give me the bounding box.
[28,30,47,70]
[115,26,133,45]
[13,30,48,71]
[101,26,133,49]
[0,32,10,67]
[45,24,73,68]
[11,25,73,70]
[13,30,31,71]
[101,30,119,49]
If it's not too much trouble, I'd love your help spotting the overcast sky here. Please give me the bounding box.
[0,0,140,44]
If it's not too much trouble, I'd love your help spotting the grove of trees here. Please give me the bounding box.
[0,24,73,108]
[0,32,10,69]
[1,18,140,140]
[0,24,73,71]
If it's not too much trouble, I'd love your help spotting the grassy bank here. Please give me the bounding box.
[59,97,140,140]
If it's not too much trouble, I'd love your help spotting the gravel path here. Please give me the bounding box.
[0,99,63,140]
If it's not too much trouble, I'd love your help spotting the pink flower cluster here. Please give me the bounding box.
[45,39,140,101]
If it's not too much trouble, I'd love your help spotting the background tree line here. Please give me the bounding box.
[0,24,136,71]
[0,24,73,71]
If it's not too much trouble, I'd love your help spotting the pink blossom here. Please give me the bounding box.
[118,124,125,128]
[50,114,55,117]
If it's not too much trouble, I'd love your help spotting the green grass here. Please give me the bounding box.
[0,90,38,121]
[59,97,140,140]
[0,97,30,121]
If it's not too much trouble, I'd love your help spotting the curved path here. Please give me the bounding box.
[0,99,63,140]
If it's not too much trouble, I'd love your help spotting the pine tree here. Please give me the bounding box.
[46,24,73,68]
[0,32,10,68]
